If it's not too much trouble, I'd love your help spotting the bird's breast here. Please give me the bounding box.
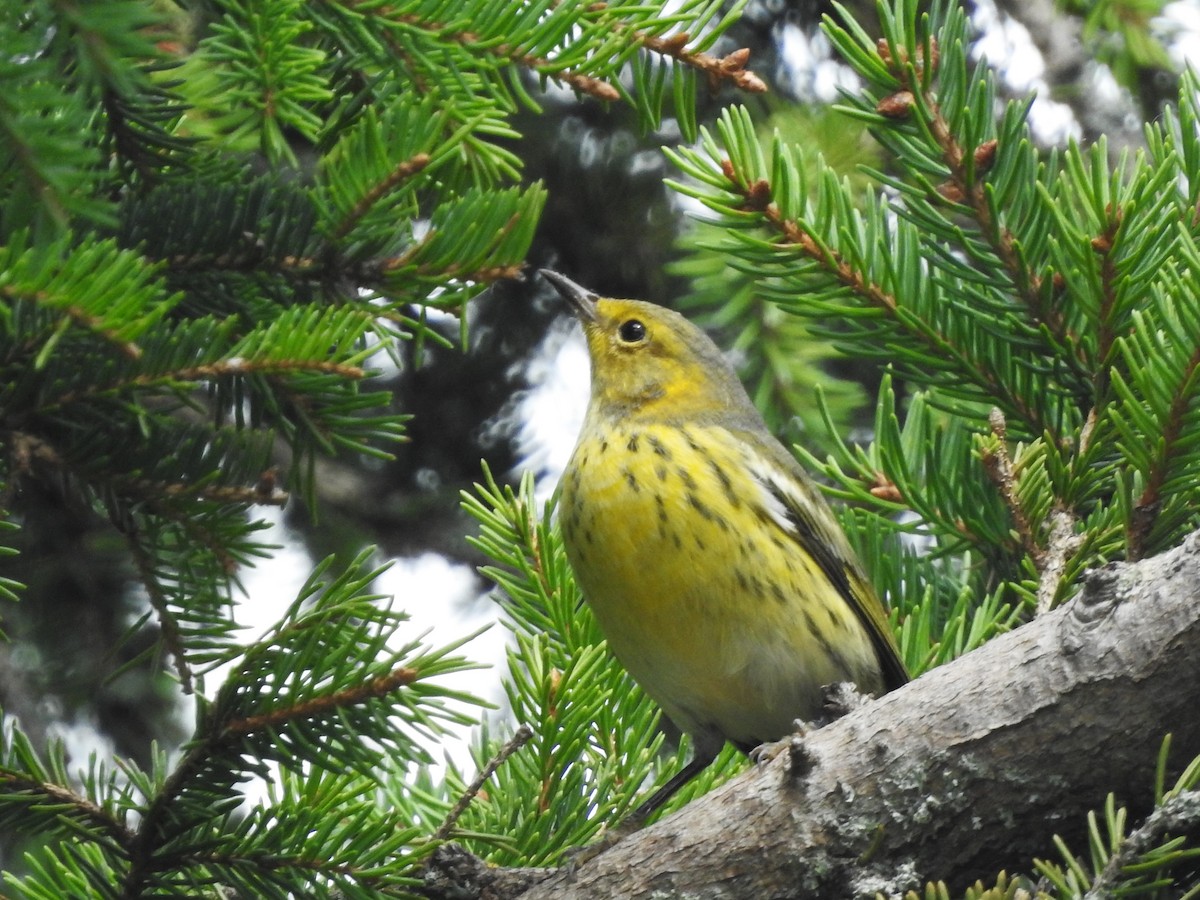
[558,420,880,744]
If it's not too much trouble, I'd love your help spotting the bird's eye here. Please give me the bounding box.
[618,319,646,343]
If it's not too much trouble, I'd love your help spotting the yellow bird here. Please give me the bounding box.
[541,269,908,824]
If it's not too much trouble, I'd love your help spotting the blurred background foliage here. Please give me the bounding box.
[0,0,1196,890]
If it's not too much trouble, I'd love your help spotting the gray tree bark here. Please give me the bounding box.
[424,529,1200,899]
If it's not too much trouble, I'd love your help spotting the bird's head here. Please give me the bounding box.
[540,269,753,425]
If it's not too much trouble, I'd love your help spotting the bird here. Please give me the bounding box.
[540,268,909,827]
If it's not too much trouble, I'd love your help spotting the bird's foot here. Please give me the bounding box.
[749,719,814,777]
[822,681,872,719]
[748,718,806,764]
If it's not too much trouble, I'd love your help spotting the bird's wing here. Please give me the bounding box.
[742,436,910,692]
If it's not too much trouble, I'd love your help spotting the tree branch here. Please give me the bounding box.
[423,529,1200,898]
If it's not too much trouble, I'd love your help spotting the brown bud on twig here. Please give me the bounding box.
[869,472,904,503]
[721,47,751,70]
[715,47,767,94]
[876,91,915,119]
[744,179,773,211]
[735,70,768,93]
[937,181,967,204]
[662,31,690,53]
[973,139,998,172]
[876,36,938,76]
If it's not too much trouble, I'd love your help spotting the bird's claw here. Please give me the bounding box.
[750,719,814,777]
[822,681,871,718]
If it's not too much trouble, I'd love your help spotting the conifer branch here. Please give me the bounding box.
[509,47,620,103]
[1088,212,1123,415]
[160,243,521,293]
[1084,789,1200,897]
[374,216,527,284]
[116,475,289,507]
[467,263,526,283]
[614,29,767,94]
[433,724,534,842]
[1128,342,1200,560]
[1036,508,1081,614]
[980,410,1082,611]
[266,375,335,448]
[861,450,1015,557]
[726,164,1049,433]
[540,66,622,102]
[127,535,195,694]
[980,409,1042,564]
[326,0,620,101]
[8,427,284,535]
[121,662,424,896]
[328,152,432,244]
[177,849,363,877]
[47,359,367,412]
[0,115,70,231]
[877,41,1071,350]
[521,507,558,611]
[327,0,764,106]
[0,770,134,846]
[122,735,213,898]
[223,666,420,737]
[102,90,158,181]
[0,285,143,359]
[366,254,527,288]
[164,246,323,273]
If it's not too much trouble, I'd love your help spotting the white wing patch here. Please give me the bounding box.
[743,448,804,536]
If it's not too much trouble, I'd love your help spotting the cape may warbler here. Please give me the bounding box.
[541,269,908,824]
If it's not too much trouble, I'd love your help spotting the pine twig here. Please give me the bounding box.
[432,724,534,842]
[0,285,144,360]
[328,152,431,243]
[224,666,420,737]
[724,166,1049,434]
[126,535,195,694]
[1083,790,1200,899]
[877,39,1073,350]
[328,0,621,102]
[1127,341,1200,560]
[123,660,424,894]
[47,358,367,412]
[981,409,1081,613]
[0,770,135,847]
[980,408,1042,564]
[1036,508,1081,615]
[635,33,767,94]
[114,474,289,508]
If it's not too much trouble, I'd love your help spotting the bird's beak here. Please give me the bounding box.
[539,269,599,324]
